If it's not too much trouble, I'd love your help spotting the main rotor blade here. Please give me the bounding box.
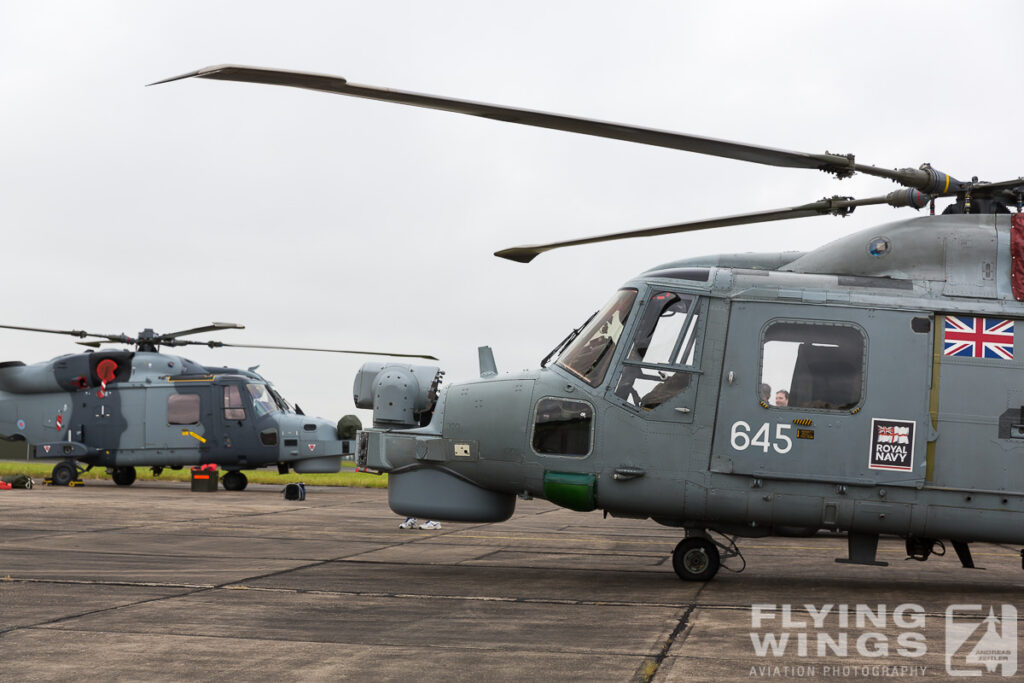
[0,324,138,346]
[495,195,893,264]
[154,64,858,175]
[155,322,244,342]
[174,339,438,361]
[0,323,92,339]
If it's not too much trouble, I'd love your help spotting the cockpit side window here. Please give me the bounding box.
[224,385,245,421]
[557,289,638,387]
[246,383,276,417]
[626,292,699,366]
[614,291,702,410]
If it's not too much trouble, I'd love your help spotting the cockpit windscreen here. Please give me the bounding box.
[556,289,638,387]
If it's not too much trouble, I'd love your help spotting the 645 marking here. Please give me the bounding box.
[730,421,793,454]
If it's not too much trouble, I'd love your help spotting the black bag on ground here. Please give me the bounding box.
[2,474,33,489]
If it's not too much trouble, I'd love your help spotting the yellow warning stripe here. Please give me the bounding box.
[181,429,207,444]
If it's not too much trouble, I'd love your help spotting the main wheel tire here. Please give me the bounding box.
[51,462,76,487]
[222,470,248,491]
[672,537,721,582]
[112,467,137,486]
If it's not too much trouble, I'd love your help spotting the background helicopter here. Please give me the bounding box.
[0,322,434,489]
[163,64,1024,581]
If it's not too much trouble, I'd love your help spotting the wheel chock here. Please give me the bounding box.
[43,477,84,487]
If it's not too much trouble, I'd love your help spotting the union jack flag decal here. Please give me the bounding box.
[943,316,1015,359]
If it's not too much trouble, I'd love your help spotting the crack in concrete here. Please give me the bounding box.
[0,551,351,638]
[631,582,706,682]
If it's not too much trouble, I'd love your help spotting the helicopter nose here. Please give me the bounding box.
[280,416,347,473]
[299,420,342,449]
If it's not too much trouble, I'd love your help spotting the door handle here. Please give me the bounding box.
[612,466,646,481]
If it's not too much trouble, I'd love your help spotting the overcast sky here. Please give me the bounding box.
[1,1,1021,425]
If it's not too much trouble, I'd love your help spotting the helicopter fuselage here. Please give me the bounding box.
[357,214,1024,570]
[0,351,346,474]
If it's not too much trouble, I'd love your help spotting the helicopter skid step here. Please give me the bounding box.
[835,532,889,567]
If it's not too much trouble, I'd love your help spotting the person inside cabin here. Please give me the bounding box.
[775,389,789,407]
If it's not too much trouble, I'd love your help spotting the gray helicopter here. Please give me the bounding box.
[0,322,434,490]
[163,65,1024,580]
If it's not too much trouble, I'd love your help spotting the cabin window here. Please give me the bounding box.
[223,385,246,420]
[532,397,593,456]
[614,291,701,409]
[167,394,200,425]
[760,321,865,411]
[557,288,638,387]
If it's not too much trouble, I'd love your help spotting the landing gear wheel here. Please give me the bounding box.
[672,537,721,582]
[112,467,137,486]
[222,470,248,491]
[51,461,76,487]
